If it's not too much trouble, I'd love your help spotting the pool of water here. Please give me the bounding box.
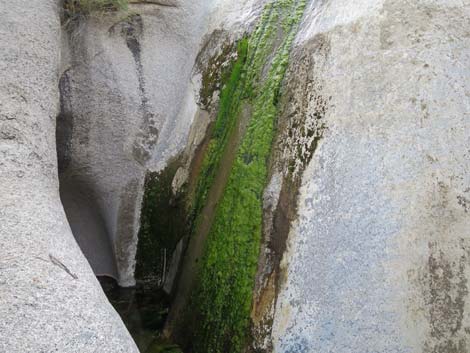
[98,277,182,353]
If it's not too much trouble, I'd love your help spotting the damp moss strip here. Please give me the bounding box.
[135,158,188,285]
[191,38,249,219]
[189,1,307,352]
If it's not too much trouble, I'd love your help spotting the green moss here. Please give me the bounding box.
[135,159,189,285]
[128,1,305,351]
[199,43,237,109]
[191,38,249,220]
[187,1,307,352]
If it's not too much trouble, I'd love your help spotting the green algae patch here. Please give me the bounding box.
[135,159,189,286]
[190,38,249,221]
[186,1,307,352]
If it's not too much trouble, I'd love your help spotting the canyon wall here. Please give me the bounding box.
[58,0,215,287]
[58,0,263,288]
[0,0,139,351]
[1,0,469,352]
[271,1,470,352]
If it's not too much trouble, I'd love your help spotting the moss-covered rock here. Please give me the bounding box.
[135,158,189,287]
[183,1,307,352]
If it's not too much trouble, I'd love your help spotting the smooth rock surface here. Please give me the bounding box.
[272,1,470,352]
[0,0,139,352]
[59,1,214,286]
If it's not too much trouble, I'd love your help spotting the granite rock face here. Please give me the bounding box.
[0,0,262,351]
[58,0,263,288]
[0,0,139,352]
[271,1,470,352]
[58,1,216,286]
[1,0,469,352]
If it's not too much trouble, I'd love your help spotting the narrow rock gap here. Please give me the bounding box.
[54,2,308,353]
[57,13,181,352]
[56,65,177,353]
[129,1,178,8]
[56,70,120,281]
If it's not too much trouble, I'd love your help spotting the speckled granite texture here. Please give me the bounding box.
[272,1,470,352]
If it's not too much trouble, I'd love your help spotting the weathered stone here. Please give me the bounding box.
[59,1,216,286]
[272,1,470,352]
[1,0,469,351]
[0,0,139,351]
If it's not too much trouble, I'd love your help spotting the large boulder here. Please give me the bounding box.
[272,1,470,352]
[0,0,139,351]
[58,0,217,287]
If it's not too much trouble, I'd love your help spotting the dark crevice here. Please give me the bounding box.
[99,157,188,353]
[130,1,178,8]
[56,69,73,174]
[98,276,176,352]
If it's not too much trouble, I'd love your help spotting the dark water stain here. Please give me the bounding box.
[56,69,74,174]
[121,14,145,104]
[115,179,141,283]
[119,14,159,165]
[427,243,467,333]
[457,195,469,213]
[416,182,470,353]
[424,244,468,353]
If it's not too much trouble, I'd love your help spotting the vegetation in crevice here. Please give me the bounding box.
[108,1,306,352]
[190,38,249,223]
[182,1,308,352]
[135,158,189,287]
[116,159,189,352]
[64,0,128,18]
[197,39,238,110]
[120,33,250,353]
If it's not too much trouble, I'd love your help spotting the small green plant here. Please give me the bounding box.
[63,0,128,20]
